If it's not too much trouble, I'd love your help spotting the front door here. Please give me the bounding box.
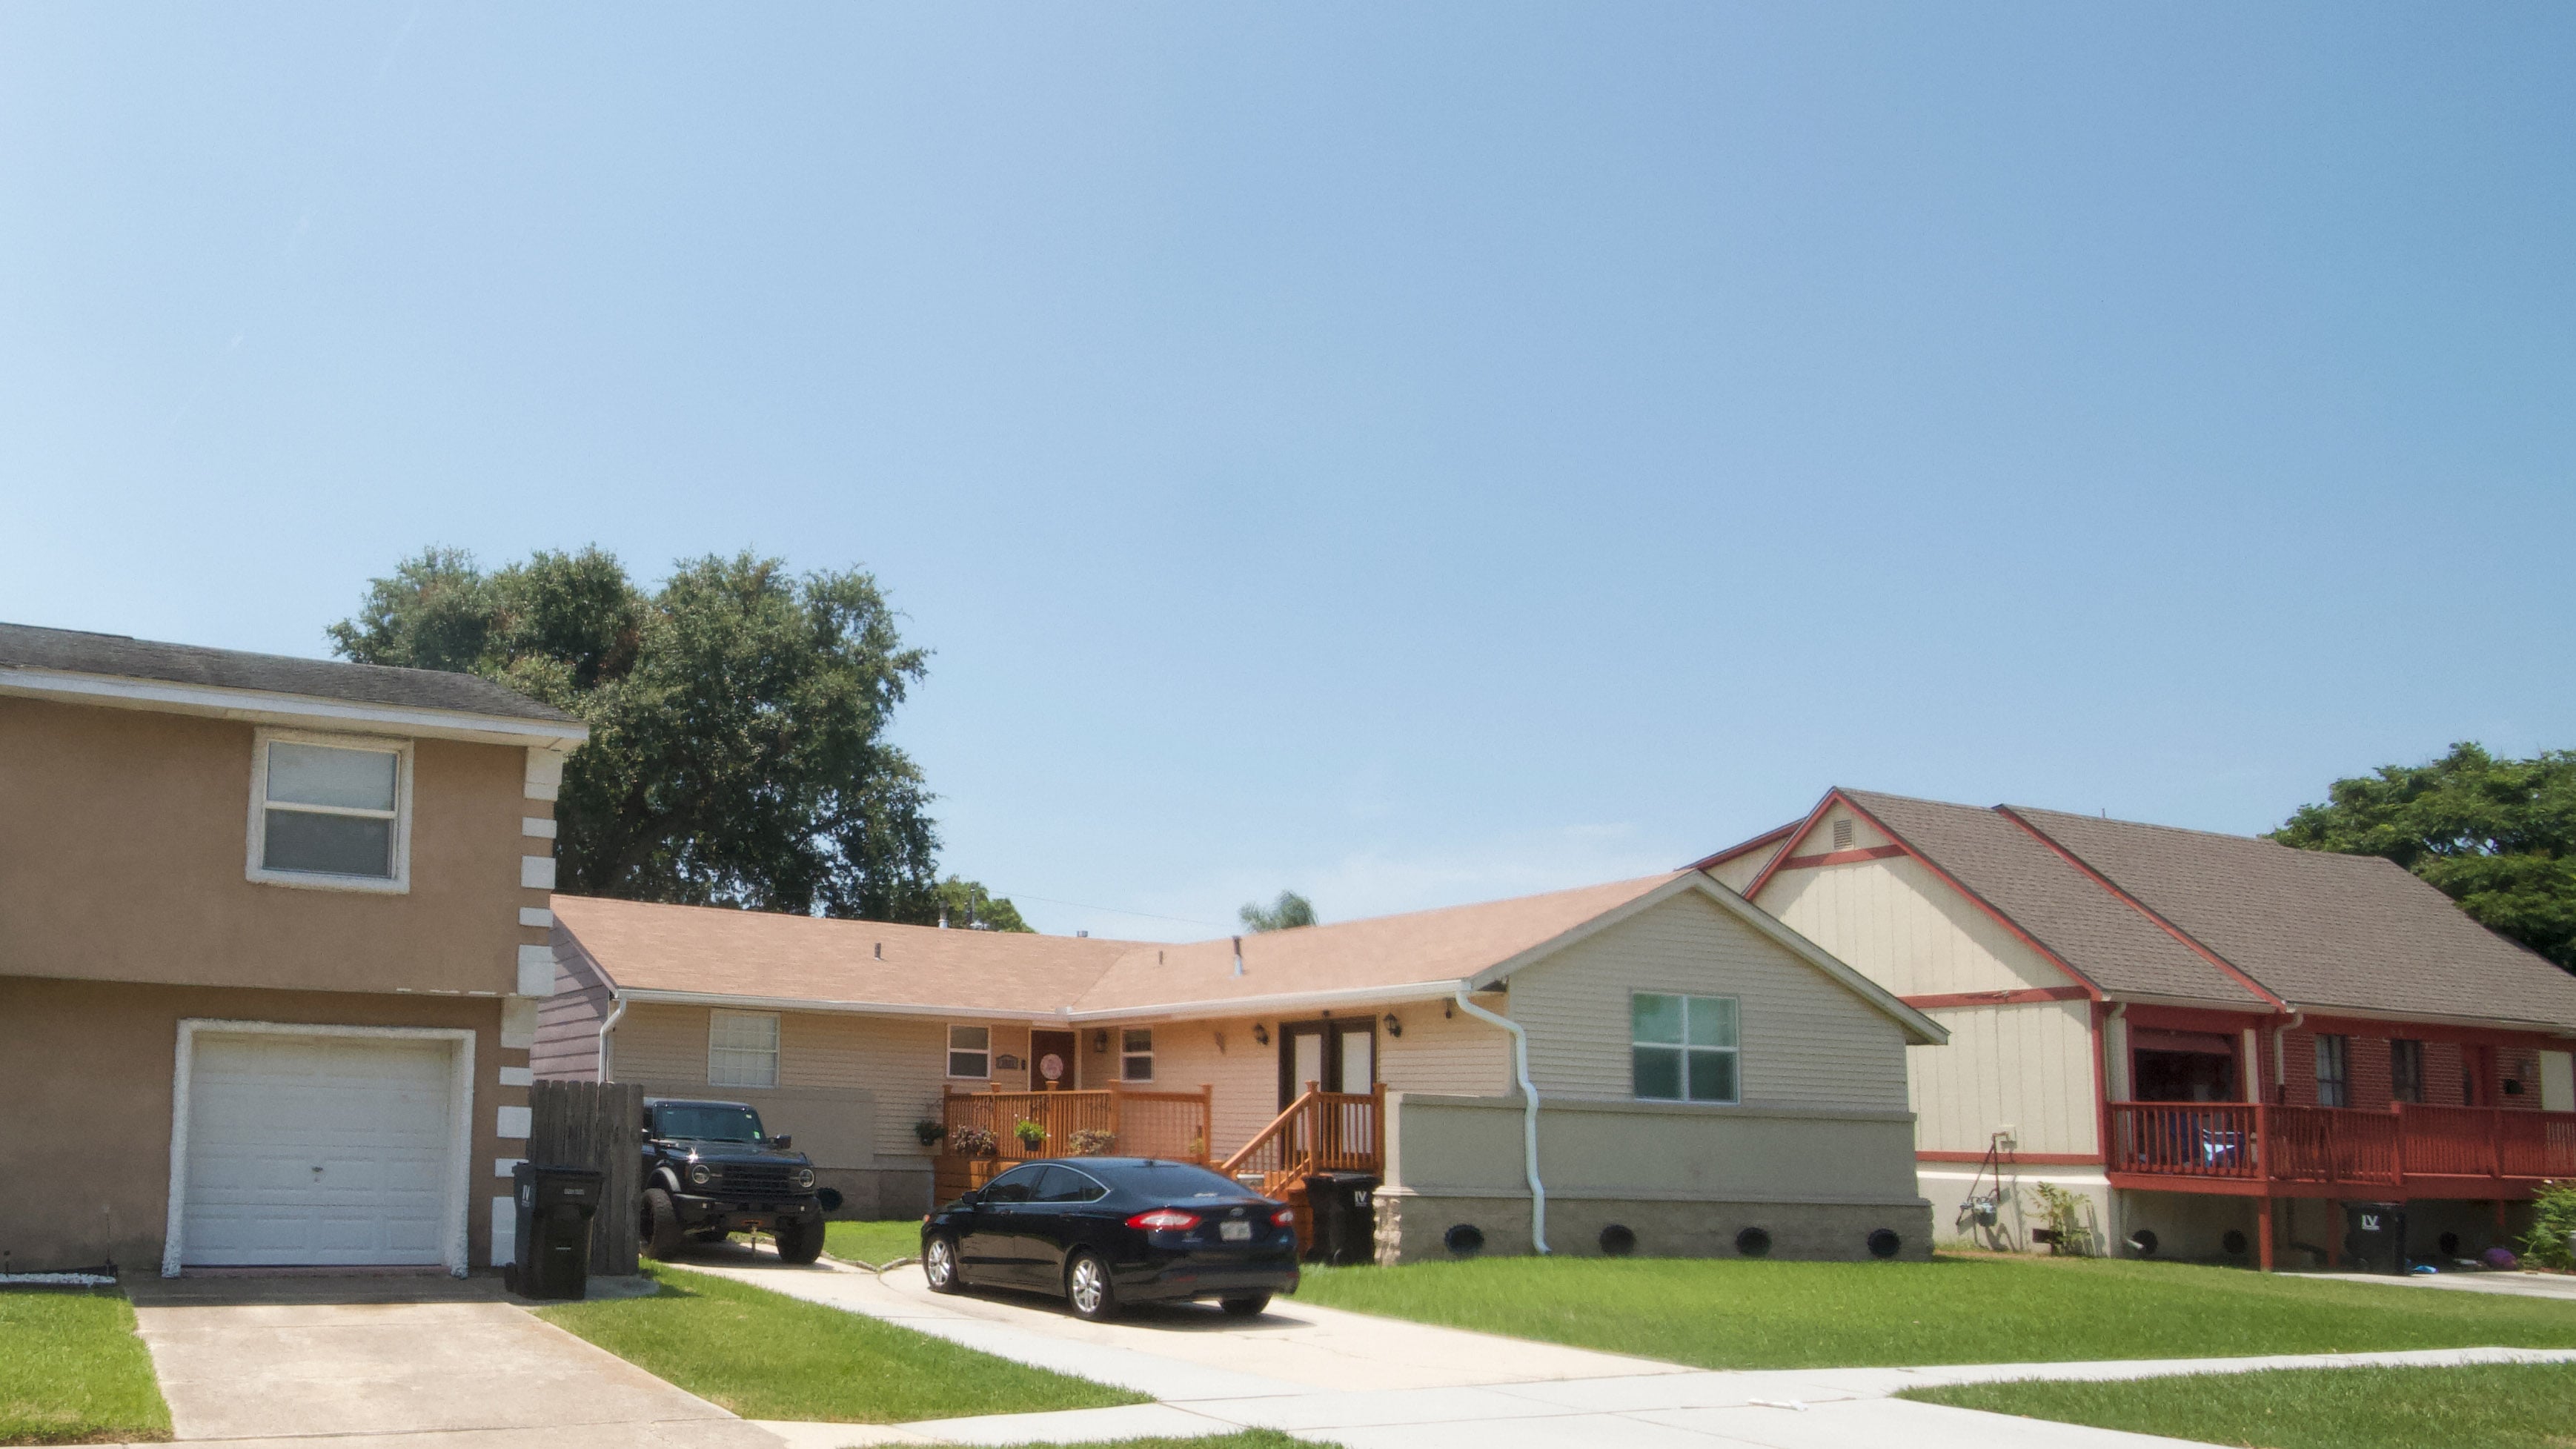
[1030,1029,1079,1092]
[1278,1018,1377,1107]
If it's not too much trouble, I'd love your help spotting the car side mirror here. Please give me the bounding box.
[639,1125,653,1142]
[771,1134,793,1150]
[959,1189,983,1207]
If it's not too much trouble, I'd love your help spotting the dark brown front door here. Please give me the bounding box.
[1030,1030,1079,1091]
[1278,1018,1376,1107]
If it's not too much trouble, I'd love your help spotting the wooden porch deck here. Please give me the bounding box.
[2108,1101,2576,1199]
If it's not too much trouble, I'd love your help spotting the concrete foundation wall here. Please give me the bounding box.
[1377,1194,1935,1263]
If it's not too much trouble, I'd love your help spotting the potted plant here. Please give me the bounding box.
[914,1119,948,1148]
[948,1124,998,1157]
[1013,1119,1047,1152]
[1069,1127,1115,1156]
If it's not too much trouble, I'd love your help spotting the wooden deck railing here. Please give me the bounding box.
[934,1084,1212,1201]
[1219,1081,1387,1201]
[2109,1102,2576,1190]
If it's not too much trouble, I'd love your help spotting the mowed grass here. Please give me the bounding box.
[0,1290,171,1445]
[823,1218,923,1267]
[1016,1438,1304,1449]
[1907,1362,2576,1448]
[1291,1254,2576,1370]
[535,1265,1143,1423]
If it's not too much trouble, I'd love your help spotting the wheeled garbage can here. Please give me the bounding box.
[1301,1173,1381,1267]
[2343,1201,2407,1274]
[509,1163,604,1299]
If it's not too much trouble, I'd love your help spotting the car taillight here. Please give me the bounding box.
[1271,1207,1296,1227]
[1126,1209,1201,1231]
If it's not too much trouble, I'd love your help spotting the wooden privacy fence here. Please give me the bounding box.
[933,1084,1212,1203]
[528,1080,643,1276]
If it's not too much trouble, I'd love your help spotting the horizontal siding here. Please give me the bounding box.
[1909,1001,2099,1156]
[531,935,608,1082]
[1760,855,2068,998]
[1380,1002,1511,1097]
[1130,1018,1278,1157]
[1508,889,1911,1112]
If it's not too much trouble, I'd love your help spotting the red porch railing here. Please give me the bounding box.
[2108,1101,2576,1191]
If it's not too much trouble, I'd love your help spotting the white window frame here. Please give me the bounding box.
[245,728,414,894]
[1119,1027,1155,1083]
[947,1024,992,1080]
[1631,991,1742,1105]
[707,1009,780,1090]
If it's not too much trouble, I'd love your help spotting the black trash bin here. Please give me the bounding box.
[1301,1173,1381,1267]
[510,1163,604,1299]
[2343,1201,2407,1274]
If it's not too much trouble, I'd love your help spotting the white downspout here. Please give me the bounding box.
[597,991,628,1084]
[1453,987,1547,1255]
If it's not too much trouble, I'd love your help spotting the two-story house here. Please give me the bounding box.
[1699,789,2576,1269]
[0,622,586,1277]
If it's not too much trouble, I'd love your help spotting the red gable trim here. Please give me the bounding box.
[1996,806,2288,1013]
[1687,819,1800,874]
[1750,789,2106,1002]
[1776,844,1908,871]
[1904,987,2092,1010]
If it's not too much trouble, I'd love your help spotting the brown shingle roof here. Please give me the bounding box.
[2007,806,2576,1028]
[1840,791,2265,1006]
[0,620,577,725]
[552,873,1692,1018]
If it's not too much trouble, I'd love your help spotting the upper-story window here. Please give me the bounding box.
[247,731,412,892]
[1633,992,1739,1104]
[2390,1038,2424,1104]
[1120,1028,1155,1082]
[708,1009,780,1089]
[2314,1032,2351,1108]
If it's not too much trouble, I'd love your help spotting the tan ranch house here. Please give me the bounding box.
[1699,788,2576,1270]
[0,623,584,1276]
[540,870,1948,1261]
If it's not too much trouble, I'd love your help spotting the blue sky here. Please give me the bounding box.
[4,5,2570,940]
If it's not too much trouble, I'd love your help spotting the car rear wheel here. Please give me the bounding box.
[1219,1294,1270,1317]
[774,1217,824,1265]
[923,1234,963,1293]
[1065,1250,1119,1321]
[643,1187,686,1260]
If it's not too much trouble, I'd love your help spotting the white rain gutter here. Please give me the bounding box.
[1453,987,1547,1255]
[596,991,628,1084]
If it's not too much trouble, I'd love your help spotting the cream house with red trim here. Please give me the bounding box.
[1698,788,2576,1269]
[539,872,1949,1263]
[0,622,585,1276]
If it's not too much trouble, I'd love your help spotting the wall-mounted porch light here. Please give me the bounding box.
[1382,1012,1403,1038]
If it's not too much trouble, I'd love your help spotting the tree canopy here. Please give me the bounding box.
[330,546,1027,929]
[2272,742,2576,970]
[1239,890,1317,932]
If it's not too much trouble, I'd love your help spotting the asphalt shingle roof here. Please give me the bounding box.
[0,620,575,724]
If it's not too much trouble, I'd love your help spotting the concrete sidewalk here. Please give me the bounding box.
[122,1273,780,1449]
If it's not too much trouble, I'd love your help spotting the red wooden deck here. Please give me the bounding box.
[2107,1101,2576,1199]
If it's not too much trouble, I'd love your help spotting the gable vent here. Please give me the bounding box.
[1831,818,1855,851]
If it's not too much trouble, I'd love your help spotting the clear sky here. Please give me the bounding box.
[4,5,2569,941]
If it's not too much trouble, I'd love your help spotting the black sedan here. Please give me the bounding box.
[922,1157,1298,1320]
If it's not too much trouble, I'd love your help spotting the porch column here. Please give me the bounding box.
[2257,1197,2275,1272]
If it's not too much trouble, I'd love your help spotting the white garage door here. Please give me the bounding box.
[182,1035,456,1267]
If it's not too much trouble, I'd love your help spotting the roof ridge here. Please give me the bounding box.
[2003,803,2290,849]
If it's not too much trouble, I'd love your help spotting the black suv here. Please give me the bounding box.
[640,1098,826,1264]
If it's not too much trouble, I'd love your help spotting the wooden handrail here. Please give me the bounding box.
[1221,1087,1322,1176]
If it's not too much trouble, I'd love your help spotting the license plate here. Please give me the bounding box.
[1219,1220,1252,1241]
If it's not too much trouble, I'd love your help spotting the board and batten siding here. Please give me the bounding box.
[1909,1001,2099,1157]
[1757,855,2068,998]
[1507,889,1911,1112]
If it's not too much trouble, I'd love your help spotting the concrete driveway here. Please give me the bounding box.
[123,1274,780,1449]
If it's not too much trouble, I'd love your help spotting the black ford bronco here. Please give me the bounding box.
[640,1098,828,1264]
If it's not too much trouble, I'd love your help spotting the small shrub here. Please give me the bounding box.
[948,1124,997,1156]
[1068,1127,1116,1155]
[914,1119,947,1147]
[2027,1181,2094,1256]
[2522,1180,2576,1270]
[1013,1119,1047,1150]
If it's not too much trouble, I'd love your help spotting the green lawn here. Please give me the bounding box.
[1015,1438,1303,1449]
[1291,1254,2576,1370]
[0,1290,171,1445]
[535,1265,1143,1423]
[1906,1362,2576,1448]
[822,1218,923,1268]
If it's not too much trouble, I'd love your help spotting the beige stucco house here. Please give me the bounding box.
[540,871,1948,1262]
[1699,788,2576,1269]
[0,622,585,1276]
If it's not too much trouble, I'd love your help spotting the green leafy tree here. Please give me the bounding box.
[330,546,1023,928]
[926,876,1030,932]
[2272,743,2576,969]
[1239,890,1317,932]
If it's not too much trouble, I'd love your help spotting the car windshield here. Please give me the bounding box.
[1112,1162,1250,1200]
[654,1104,765,1142]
